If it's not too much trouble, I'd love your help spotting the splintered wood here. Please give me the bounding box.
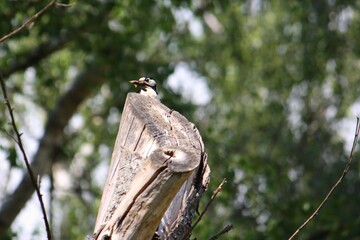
[93,93,210,240]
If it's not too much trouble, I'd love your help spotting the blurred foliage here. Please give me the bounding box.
[1,0,360,239]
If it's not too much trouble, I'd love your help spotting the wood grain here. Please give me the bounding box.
[93,93,210,240]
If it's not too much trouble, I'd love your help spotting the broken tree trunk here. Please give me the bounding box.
[93,93,210,240]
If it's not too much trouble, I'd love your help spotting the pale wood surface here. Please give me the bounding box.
[93,93,210,240]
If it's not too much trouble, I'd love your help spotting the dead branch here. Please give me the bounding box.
[0,0,57,43]
[208,224,234,240]
[0,66,105,236]
[183,178,227,239]
[288,117,360,240]
[0,74,52,239]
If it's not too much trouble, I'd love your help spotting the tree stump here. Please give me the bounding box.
[93,93,210,240]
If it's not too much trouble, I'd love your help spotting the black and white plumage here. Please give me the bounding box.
[129,77,159,100]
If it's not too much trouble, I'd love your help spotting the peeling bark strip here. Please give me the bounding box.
[93,93,210,240]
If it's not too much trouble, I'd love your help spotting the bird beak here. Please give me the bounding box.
[129,79,147,87]
[129,80,138,87]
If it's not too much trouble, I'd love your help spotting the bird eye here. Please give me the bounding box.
[145,78,150,82]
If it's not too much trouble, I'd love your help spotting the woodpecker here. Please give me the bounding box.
[129,77,159,100]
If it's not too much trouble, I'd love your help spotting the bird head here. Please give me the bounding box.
[129,77,158,93]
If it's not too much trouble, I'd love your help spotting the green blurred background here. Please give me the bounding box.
[1,0,360,239]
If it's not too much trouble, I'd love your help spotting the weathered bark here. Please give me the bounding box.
[93,93,210,240]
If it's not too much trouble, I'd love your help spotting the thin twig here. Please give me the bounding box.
[208,224,233,240]
[288,117,360,240]
[0,0,56,43]
[0,73,52,240]
[183,178,228,239]
[0,127,19,143]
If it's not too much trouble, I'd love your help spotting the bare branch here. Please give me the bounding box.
[0,127,19,143]
[0,73,52,239]
[183,178,227,239]
[0,0,57,43]
[208,224,234,240]
[288,117,360,240]
[0,66,105,236]
[0,1,111,233]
